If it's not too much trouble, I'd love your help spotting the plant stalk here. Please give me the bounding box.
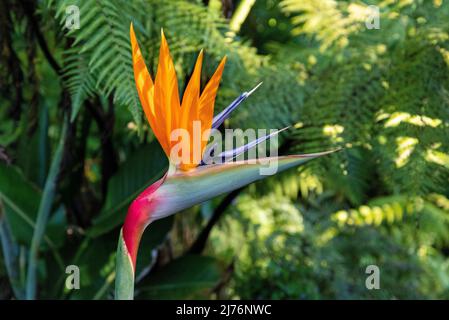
[25,120,67,299]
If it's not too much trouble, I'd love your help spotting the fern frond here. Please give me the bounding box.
[55,0,144,124]
[62,49,96,121]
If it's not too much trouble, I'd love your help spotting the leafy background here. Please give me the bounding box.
[1,0,448,299]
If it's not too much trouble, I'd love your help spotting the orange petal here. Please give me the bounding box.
[130,24,160,141]
[177,51,204,169]
[199,56,227,145]
[154,29,181,156]
[180,50,203,129]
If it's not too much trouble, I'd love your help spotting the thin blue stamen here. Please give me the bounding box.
[211,82,263,129]
[201,127,289,165]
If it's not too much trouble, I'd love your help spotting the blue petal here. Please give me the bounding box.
[212,82,263,129]
[203,127,289,165]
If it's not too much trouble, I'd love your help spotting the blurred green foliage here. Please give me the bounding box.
[0,0,448,299]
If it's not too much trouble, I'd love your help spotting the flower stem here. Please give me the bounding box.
[25,120,67,300]
[115,229,135,300]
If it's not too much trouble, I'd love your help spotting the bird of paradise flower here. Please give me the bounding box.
[115,24,336,299]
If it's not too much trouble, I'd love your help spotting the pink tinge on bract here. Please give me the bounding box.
[122,174,166,269]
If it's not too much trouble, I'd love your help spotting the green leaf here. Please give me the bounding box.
[0,163,63,250]
[88,142,167,237]
[14,103,49,188]
[0,163,41,244]
[0,216,25,299]
[136,255,221,299]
